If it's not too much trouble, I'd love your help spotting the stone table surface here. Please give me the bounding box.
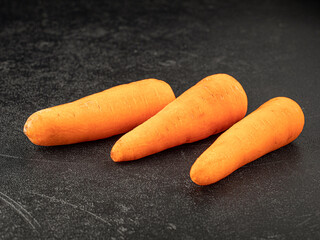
[0,0,319,239]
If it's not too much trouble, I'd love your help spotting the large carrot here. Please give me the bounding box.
[190,97,305,186]
[24,79,175,146]
[111,74,248,162]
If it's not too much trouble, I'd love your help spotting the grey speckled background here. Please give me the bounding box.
[0,0,320,239]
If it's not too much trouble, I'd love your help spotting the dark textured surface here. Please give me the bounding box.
[1,0,320,239]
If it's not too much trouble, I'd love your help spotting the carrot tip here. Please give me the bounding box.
[110,147,123,162]
[190,164,217,186]
[23,123,28,135]
[190,167,203,185]
[23,119,33,141]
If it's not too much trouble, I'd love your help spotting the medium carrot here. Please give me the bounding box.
[190,97,305,186]
[111,74,248,162]
[24,79,175,146]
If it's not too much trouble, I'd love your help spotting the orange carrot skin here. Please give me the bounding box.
[190,97,305,186]
[24,79,175,146]
[111,74,248,162]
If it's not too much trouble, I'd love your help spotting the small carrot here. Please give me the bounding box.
[111,74,248,162]
[190,97,305,186]
[24,79,175,146]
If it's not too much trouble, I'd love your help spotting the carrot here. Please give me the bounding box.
[190,97,305,186]
[24,79,175,146]
[111,74,248,162]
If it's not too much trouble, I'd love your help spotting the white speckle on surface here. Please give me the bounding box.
[167,223,177,230]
